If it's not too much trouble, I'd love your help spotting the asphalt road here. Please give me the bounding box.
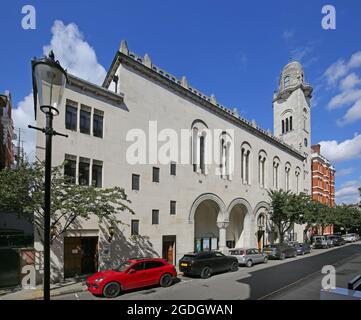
[54,243,361,300]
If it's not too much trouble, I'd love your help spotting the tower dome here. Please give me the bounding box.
[279,60,305,92]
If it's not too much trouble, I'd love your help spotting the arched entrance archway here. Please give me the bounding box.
[189,193,227,252]
[226,198,252,249]
[254,202,272,249]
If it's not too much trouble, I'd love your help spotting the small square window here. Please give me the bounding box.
[132,174,140,191]
[153,167,160,183]
[152,210,159,225]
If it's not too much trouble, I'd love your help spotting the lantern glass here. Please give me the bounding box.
[34,62,67,112]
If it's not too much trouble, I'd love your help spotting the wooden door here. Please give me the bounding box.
[167,242,174,264]
[64,237,82,278]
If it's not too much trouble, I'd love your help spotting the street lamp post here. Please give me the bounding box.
[29,51,68,300]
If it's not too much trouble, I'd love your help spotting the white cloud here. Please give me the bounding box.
[12,20,107,161]
[324,51,361,86]
[337,100,361,126]
[12,93,36,162]
[336,179,361,205]
[340,73,361,91]
[43,20,106,85]
[327,88,361,110]
[318,133,361,163]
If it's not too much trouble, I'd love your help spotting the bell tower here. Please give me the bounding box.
[273,61,313,194]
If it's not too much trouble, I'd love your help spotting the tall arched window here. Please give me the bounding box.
[286,118,289,132]
[290,116,293,131]
[295,167,301,194]
[285,162,291,191]
[273,157,280,189]
[241,142,251,185]
[220,132,233,180]
[258,150,267,188]
[192,127,199,172]
[200,135,205,174]
[282,120,285,134]
[191,120,208,175]
[284,76,290,88]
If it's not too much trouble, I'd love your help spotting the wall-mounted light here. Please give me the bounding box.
[108,225,116,242]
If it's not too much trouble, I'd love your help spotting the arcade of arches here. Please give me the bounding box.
[190,194,273,252]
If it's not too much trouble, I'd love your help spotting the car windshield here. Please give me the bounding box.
[114,261,132,272]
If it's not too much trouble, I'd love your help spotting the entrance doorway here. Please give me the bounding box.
[64,236,98,278]
[162,236,176,265]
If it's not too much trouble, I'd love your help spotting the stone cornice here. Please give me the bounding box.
[103,45,305,160]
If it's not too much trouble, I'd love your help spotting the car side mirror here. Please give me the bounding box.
[128,268,136,274]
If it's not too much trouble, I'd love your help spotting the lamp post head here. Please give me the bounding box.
[32,51,68,119]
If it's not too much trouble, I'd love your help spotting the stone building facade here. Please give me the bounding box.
[0,91,14,169]
[34,41,313,282]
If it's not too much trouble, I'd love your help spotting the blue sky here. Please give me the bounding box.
[1,0,361,203]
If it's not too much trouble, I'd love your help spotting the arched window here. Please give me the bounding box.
[290,116,293,131]
[282,120,285,134]
[286,118,289,132]
[241,142,251,185]
[273,157,280,189]
[285,162,291,191]
[191,120,208,175]
[220,132,233,180]
[295,167,301,194]
[258,150,267,188]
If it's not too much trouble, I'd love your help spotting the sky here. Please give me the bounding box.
[1,0,361,204]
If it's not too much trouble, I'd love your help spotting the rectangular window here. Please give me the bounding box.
[93,110,103,138]
[79,157,90,186]
[64,155,76,184]
[92,160,103,188]
[131,220,139,236]
[132,174,140,190]
[152,210,159,225]
[170,201,176,215]
[65,105,77,131]
[80,106,91,134]
[170,162,176,176]
[153,167,160,183]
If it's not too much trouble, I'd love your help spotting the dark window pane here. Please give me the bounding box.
[80,109,91,134]
[132,174,140,190]
[93,113,103,138]
[170,201,176,215]
[152,210,159,225]
[64,159,76,184]
[153,167,160,183]
[65,105,77,131]
[170,162,176,176]
[79,161,90,185]
[92,164,102,188]
[145,261,164,269]
[132,262,144,271]
[131,220,139,236]
[290,116,293,131]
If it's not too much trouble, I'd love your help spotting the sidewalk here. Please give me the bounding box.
[0,278,87,300]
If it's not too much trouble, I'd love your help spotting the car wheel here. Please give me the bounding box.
[280,253,285,260]
[103,282,121,298]
[159,273,173,287]
[264,257,268,264]
[246,260,253,268]
[230,262,239,272]
[293,252,297,257]
[302,251,305,255]
[200,266,212,279]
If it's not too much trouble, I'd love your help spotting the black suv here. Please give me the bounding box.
[179,251,239,278]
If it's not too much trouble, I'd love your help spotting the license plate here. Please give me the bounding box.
[181,263,188,267]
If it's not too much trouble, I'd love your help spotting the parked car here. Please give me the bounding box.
[291,242,312,255]
[179,251,239,278]
[326,235,346,246]
[313,235,333,248]
[228,248,268,267]
[342,233,357,243]
[263,243,297,260]
[86,258,177,298]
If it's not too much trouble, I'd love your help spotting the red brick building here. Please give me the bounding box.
[311,144,335,235]
[0,91,14,169]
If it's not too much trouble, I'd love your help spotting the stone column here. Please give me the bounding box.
[217,221,229,253]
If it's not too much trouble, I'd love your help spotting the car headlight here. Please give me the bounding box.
[94,277,104,283]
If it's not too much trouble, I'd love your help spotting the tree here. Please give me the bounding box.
[0,161,134,242]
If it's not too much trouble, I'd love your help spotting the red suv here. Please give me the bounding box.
[86,258,177,298]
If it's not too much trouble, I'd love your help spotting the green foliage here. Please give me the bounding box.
[0,161,134,241]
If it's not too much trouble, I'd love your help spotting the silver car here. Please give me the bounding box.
[228,248,268,267]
